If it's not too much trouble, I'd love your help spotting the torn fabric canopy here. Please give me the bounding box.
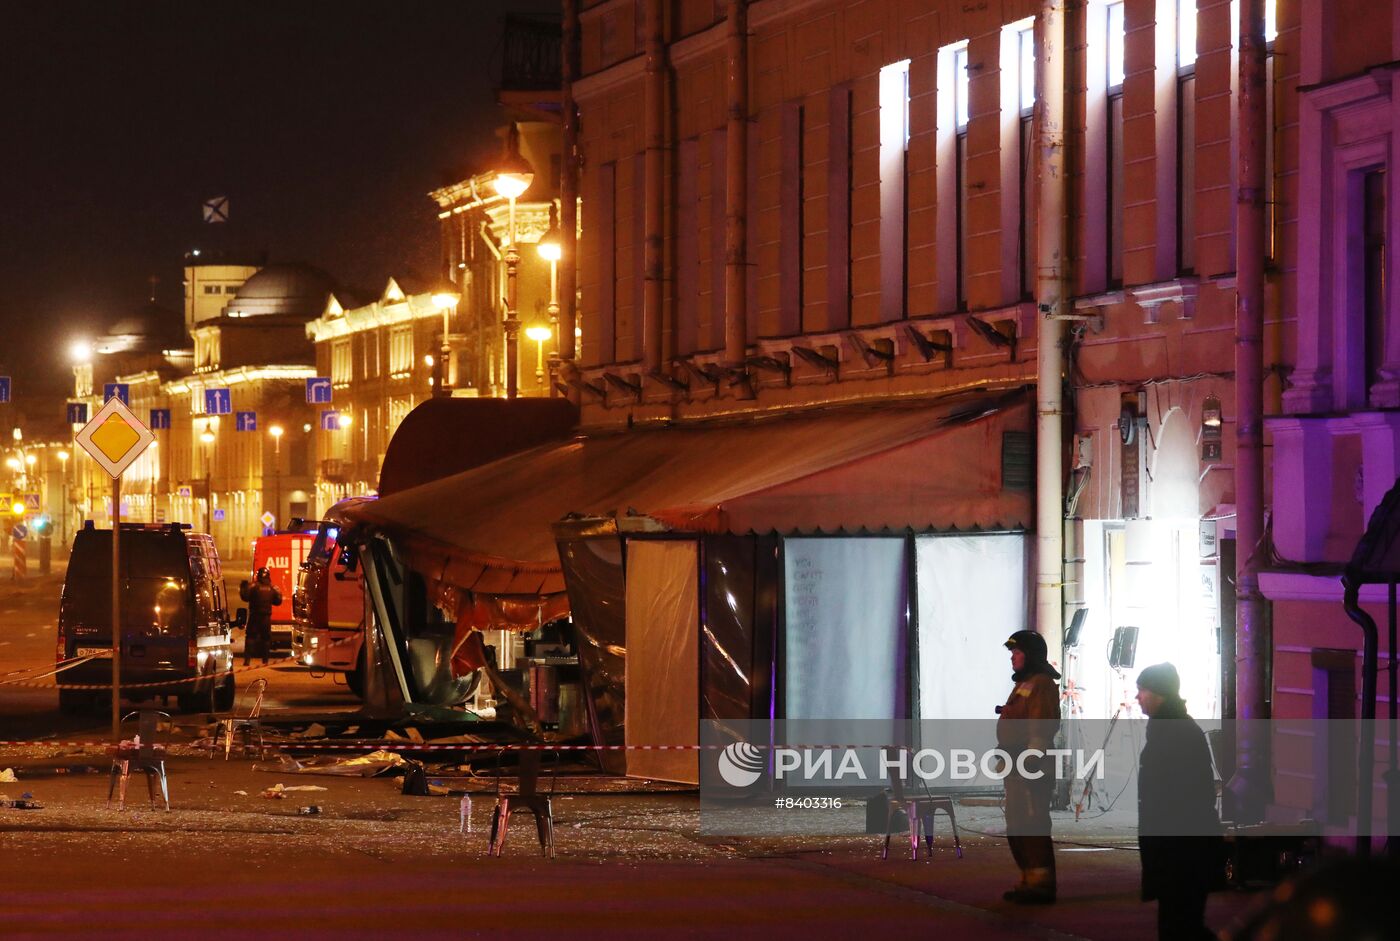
[341,389,1033,598]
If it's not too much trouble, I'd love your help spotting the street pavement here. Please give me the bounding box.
[0,751,1267,940]
[0,554,1269,939]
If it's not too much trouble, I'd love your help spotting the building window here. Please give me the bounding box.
[879,59,911,321]
[1106,0,1125,286]
[936,40,969,312]
[362,333,379,378]
[1364,169,1387,393]
[331,340,352,387]
[1004,17,1036,300]
[203,285,220,295]
[388,326,413,376]
[1178,0,1197,274]
[388,396,412,434]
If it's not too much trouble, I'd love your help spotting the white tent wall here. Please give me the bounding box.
[783,538,909,724]
[624,539,700,784]
[915,534,1030,721]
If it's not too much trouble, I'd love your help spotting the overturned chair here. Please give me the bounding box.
[108,710,171,811]
[487,748,557,858]
[880,748,964,860]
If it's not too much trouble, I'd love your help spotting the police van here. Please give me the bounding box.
[56,522,237,715]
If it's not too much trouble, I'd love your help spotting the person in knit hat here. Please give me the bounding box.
[996,630,1061,904]
[1135,662,1223,940]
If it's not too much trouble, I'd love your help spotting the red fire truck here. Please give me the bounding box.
[290,511,367,694]
[249,530,315,651]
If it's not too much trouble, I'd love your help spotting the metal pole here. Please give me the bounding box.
[505,197,521,400]
[642,0,665,376]
[110,473,121,742]
[559,0,579,365]
[1035,0,1067,660]
[1231,0,1270,821]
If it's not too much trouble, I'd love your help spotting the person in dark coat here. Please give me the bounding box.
[997,629,1062,904]
[1135,662,1222,941]
[239,567,282,666]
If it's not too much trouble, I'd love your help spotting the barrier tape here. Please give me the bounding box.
[0,741,899,752]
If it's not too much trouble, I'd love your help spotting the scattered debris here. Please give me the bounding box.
[0,768,17,782]
[261,783,329,799]
[234,790,248,796]
[298,805,321,816]
[383,727,424,744]
[257,749,408,778]
[299,723,327,739]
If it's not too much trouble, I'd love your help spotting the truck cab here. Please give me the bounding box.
[291,520,365,694]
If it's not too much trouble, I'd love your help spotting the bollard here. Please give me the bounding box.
[459,793,473,833]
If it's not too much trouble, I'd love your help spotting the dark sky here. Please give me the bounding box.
[0,0,559,397]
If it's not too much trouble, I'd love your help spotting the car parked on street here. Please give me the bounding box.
[56,522,237,714]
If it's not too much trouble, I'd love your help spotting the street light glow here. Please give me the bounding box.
[339,413,353,429]
[431,290,459,310]
[269,425,284,439]
[491,123,534,200]
[10,501,24,516]
[200,430,215,445]
[525,325,552,343]
[69,340,92,364]
[56,451,68,463]
[24,454,35,466]
[5,458,18,471]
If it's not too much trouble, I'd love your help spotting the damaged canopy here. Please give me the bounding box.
[343,389,1033,598]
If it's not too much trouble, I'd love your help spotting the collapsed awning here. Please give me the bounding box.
[343,389,1033,596]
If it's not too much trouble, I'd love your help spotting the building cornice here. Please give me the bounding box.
[306,294,443,343]
[162,365,316,396]
[574,54,645,102]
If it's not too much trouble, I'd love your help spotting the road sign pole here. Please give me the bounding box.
[111,473,121,743]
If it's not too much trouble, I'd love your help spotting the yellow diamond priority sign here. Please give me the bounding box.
[75,396,156,479]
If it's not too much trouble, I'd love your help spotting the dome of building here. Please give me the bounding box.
[98,300,183,354]
[223,263,336,320]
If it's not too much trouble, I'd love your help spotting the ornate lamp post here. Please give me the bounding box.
[537,203,563,392]
[525,325,552,388]
[431,282,461,397]
[492,123,534,400]
[200,424,216,532]
[268,424,283,528]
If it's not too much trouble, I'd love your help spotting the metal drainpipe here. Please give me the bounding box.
[642,0,666,378]
[559,0,580,368]
[723,0,749,371]
[1035,0,1067,660]
[1342,576,1378,856]
[1231,0,1270,821]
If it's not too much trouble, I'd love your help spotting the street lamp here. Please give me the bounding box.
[432,281,461,396]
[268,424,284,529]
[493,122,534,400]
[525,325,552,387]
[537,203,563,392]
[69,340,92,364]
[200,425,216,533]
[56,450,69,546]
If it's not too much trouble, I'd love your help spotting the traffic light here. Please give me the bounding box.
[32,515,51,536]
[9,501,24,516]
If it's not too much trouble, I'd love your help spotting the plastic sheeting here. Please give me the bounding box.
[783,538,908,723]
[558,537,628,773]
[916,534,1028,721]
[701,535,778,726]
[624,541,700,784]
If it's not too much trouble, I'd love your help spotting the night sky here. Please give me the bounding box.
[0,0,559,398]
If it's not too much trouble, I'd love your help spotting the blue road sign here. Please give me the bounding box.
[103,383,129,405]
[66,402,88,424]
[213,509,226,522]
[11,523,26,540]
[204,388,232,415]
[236,411,257,432]
[306,378,333,404]
[0,377,11,404]
[149,408,171,430]
[319,410,341,431]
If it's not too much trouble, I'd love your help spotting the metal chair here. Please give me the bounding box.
[108,711,170,811]
[214,678,268,760]
[487,748,557,858]
[881,749,963,860]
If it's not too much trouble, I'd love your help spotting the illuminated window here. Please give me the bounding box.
[936,39,970,311]
[879,59,911,320]
[388,326,413,376]
[1178,0,1197,273]
[1265,0,1277,42]
[1106,0,1125,285]
[1004,17,1037,299]
[330,340,352,387]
